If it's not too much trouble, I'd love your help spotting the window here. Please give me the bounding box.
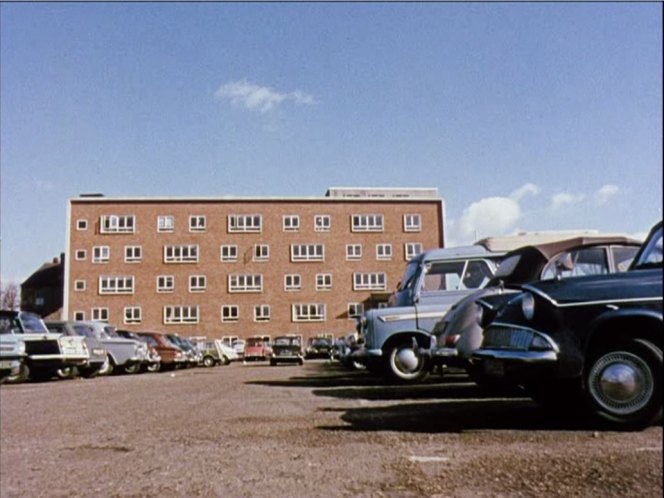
[164,245,199,263]
[189,275,207,292]
[100,215,135,234]
[421,260,492,292]
[314,215,331,232]
[283,215,300,232]
[76,219,88,231]
[125,246,142,263]
[221,245,238,262]
[124,307,142,324]
[404,214,422,232]
[158,215,175,232]
[74,280,86,292]
[253,244,270,262]
[348,303,364,318]
[228,274,263,293]
[405,243,423,261]
[351,214,384,232]
[353,272,387,291]
[75,249,87,261]
[541,247,611,280]
[99,276,135,295]
[91,307,109,322]
[157,275,175,293]
[284,274,302,291]
[92,246,110,263]
[163,305,199,324]
[316,273,332,291]
[74,311,85,321]
[291,244,324,262]
[228,214,262,233]
[346,244,362,260]
[189,215,206,232]
[292,303,326,322]
[612,246,640,272]
[254,305,271,322]
[376,243,393,260]
[221,305,239,323]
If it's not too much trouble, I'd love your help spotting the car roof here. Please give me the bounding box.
[507,234,641,260]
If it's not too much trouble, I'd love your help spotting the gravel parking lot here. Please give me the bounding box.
[1,361,661,497]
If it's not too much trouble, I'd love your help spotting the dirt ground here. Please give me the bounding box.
[0,360,661,497]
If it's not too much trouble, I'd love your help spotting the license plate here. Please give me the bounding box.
[483,358,505,377]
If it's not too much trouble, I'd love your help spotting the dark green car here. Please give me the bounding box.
[270,335,304,366]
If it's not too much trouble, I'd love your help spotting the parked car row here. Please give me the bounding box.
[349,223,662,430]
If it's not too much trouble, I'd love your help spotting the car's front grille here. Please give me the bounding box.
[25,339,60,355]
[483,326,533,350]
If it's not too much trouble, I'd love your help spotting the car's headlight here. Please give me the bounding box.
[521,292,535,321]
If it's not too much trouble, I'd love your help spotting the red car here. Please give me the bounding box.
[134,331,187,371]
[243,335,272,363]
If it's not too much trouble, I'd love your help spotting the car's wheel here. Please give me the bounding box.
[98,356,114,376]
[146,362,161,373]
[6,363,30,384]
[584,338,662,429]
[56,366,78,380]
[202,356,215,368]
[220,355,230,366]
[386,339,429,383]
[123,363,141,375]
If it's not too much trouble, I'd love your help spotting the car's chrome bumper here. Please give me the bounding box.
[473,349,558,363]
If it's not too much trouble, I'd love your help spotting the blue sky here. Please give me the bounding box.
[1,2,662,284]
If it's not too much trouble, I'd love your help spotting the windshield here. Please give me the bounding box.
[398,261,420,291]
[312,339,331,347]
[246,338,265,347]
[634,225,663,269]
[19,313,50,333]
[274,337,300,346]
[103,325,119,338]
[73,324,96,338]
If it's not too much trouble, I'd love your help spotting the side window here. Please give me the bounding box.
[542,247,609,280]
[612,246,639,272]
[462,260,493,289]
[421,261,466,292]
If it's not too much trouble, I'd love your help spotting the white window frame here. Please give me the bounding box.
[254,305,271,323]
[99,276,135,295]
[404,214,422,232]
[164,245,199,263]
[228,214,262,233]
[314,214,331,232]
[348,303,364,318]
[124,306,142,324]
[283,215,300,232]
[284,274,302,291]
[346,244,362,261]
[228,274,263,293]
[76,219,88,231]
[221,305,239,323]
[376,243,393,261]
[124,245,142,263]
[163,305,199,325]
[92,246,110,264]
[290,244,324,262]
[405,242,424,261]
[100,215,135,234]
[292,303,326,322]
[315,273,332,291]
[351,214,384,232]
[158,215,175,232]
[220,245,238,262]
[75,249,87,261]
[253,244,270,262]
[353,272,387,291]
[157,275,175,293]
[91,307,109,322]
[189,275,207,293]
[74,280,86,292]
[189,215,207,233]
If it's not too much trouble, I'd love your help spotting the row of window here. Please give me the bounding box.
[77,213,424,234]
[72,302,369,325]
[78,272,387,294]
[74,242,424,264]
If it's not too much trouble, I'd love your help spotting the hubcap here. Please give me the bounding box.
[588,351,653,415]
[395,347,421,374]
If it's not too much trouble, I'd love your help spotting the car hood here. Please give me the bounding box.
[522,268,662,307]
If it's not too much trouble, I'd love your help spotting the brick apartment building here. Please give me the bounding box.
[64,187,445,340]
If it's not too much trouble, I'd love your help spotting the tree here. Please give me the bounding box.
[1,282,20,310]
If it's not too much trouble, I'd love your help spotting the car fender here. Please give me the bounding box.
[585,307,663,354]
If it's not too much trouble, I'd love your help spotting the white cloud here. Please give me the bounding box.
[550,191,585,210]
[510,183,540,201]
[214,79,315,113]
[593,184,619,205]
[456,196,522,243]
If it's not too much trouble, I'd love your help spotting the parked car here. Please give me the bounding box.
[428,235,641,382]
[233,339,246,358]
[134,331,187,370]
[116,329,161,373]
[45,320,109,378]
[0,332,26,384]
[243,335,272,363]
[305,335,335,359]
[472,221,662,429]
[0,310,88,382]
[192,339,237,367]
[78,321,149,375]
[166,334,200,367]
[270,335,304,366]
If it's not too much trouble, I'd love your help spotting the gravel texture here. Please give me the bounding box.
[1,361,661,497]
